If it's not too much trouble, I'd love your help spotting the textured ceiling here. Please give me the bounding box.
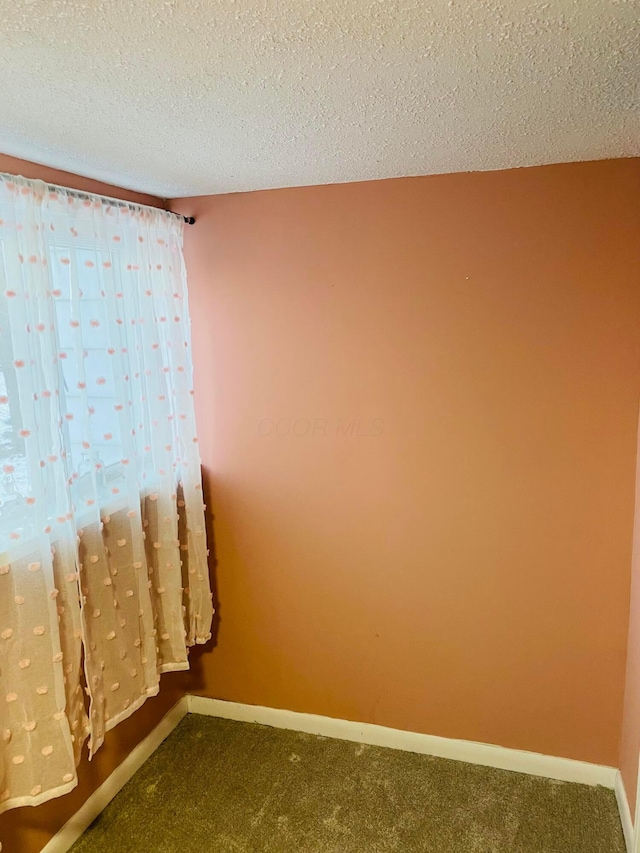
[0,0,638,198]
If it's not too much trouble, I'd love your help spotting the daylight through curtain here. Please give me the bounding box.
[0,173,213,813]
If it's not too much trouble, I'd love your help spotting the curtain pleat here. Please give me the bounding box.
[0,174,213,813]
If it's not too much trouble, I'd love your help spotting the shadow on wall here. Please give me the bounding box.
[184,465,222,693]
[0,470,220,853]
[0,673,186,853]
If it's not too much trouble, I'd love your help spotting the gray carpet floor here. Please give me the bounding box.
[69,714,626,852]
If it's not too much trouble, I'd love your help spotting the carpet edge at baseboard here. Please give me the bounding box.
[187,695,618,788]
[40,693,628,853]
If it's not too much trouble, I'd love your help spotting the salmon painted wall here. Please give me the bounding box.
[172,158,640,769]
[0,153,185,853]
[620,417,640,817]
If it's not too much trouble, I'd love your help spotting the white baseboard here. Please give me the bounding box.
[39,693,627,853]
[615,771,634,853]
[187,695,618,789]
[40,696,188,853]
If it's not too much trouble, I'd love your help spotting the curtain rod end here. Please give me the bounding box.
[184,216,196,225]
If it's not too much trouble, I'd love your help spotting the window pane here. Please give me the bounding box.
[0,363,28,496]
[49,242,125,478]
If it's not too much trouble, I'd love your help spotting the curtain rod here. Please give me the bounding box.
[42,184,196,226]
[0,172,195,225]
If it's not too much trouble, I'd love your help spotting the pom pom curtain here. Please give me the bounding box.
[0,174,212,813]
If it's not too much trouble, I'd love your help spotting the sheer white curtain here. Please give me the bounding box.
[0,174,213,813]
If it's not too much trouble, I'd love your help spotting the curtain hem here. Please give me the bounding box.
[0,173,214,814]
[0,776,78,816]
[157,661,190,674]
[100,685,161,739]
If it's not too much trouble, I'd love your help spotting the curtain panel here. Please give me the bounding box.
[0,174,213,813]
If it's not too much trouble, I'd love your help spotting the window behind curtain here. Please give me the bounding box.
[0,173,212,815]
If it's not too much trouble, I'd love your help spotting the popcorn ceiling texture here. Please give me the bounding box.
[0,0,638,197]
